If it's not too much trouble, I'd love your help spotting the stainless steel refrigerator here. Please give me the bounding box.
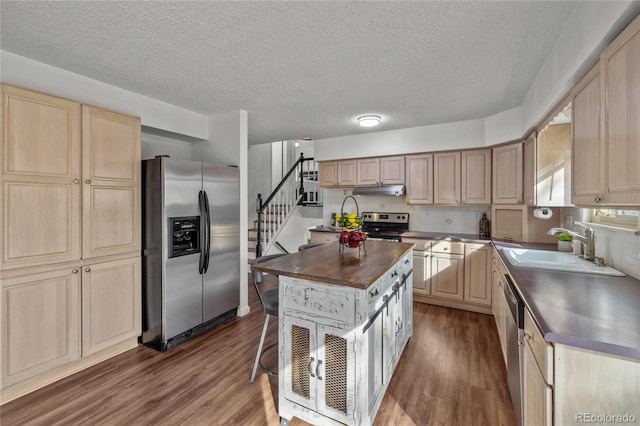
[141,156,240,351]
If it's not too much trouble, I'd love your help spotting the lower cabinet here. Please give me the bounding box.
[283,317,356,424]
[405,238,491,314]
[522,309,553,426]
[2,268,81,388]
[1,256,141,399]
[81,257,141,356]
[429,251,464,300]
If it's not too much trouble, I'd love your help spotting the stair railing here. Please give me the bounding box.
[255,153,316,257]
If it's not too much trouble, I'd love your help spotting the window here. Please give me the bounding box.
[591,209,639,231]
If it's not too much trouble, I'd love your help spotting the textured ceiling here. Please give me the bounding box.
[0,1,578,145]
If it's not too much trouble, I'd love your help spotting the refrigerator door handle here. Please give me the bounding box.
[198,190,207,274]
[202,190,211,273]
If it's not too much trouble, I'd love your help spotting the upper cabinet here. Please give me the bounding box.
[571,63,604,205]
[461,149,492,205]
[406,154,433,204]
[408,149,491,206]
[357,155,405,186]
[82,105,141,259]
[1,85,141,270]
[319,161,338,187]
[535,99,572,207]
[523,133,537,206]
[1,86,82,269]
[492,142,523,205]
[319,156,404,188]
[434,152,461,205]
[600,14,640,205]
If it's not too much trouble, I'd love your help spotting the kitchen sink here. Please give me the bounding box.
[501,248,626,276]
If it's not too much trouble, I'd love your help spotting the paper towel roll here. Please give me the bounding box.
[533,207,553,220]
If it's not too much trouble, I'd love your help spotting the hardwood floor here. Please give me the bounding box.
[0,274,516,426]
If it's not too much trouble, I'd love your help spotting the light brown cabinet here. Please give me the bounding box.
[492,142,523,204]
[406,238,491,314]
[572,63,603,205]
[491,250,508,363]
[1,267,81,388]
[318,160,357,187]
[600,14,640,205]
[82,105,141,259]
[523,133,537,206]
[461,149,492,205]
[1,85,82,269]
[522,309,554,426]
[434,152,461,205]
[337,160,357,186]
[405,154,433,204]
[319,161,338,187]
[0,85,141,402]
[356,156,405,186]
[463,244,491,307]
[81,257,141,356]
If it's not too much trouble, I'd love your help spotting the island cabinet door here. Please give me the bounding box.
[282,316,356,425]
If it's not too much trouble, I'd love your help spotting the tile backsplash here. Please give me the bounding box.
[322,189,490,235]
[322,189,640,280]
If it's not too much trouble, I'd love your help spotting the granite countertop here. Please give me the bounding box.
[250,240,414,290]
[493,241,640,360]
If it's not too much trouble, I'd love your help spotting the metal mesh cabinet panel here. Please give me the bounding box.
[324,334,348,414]
[291,324,310,398]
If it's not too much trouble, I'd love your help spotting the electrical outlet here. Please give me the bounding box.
[343,189,347,196]
[474,211,480,221]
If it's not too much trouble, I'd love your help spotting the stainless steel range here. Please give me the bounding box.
[361,212,409,242]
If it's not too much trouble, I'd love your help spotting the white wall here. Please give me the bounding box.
[314,118,486,161]
[191,110,250,317]
[141,132,192,160]
[0,50,209,140]
[314,3,640,161]
[322,188,491,236]
[248,144,273,221]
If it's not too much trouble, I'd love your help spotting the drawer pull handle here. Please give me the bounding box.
[85,267,91,272]
[370,289,379,298]
[73,179,80,184]
[85,179,92,184]
[310,357,315,378]
[72,269,79,274]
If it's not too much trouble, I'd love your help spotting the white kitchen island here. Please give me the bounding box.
[251,241,414,426]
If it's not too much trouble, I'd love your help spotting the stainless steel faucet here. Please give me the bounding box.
[547,224,596,261]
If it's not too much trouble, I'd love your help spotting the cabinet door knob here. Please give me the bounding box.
[84,267,91,272]
[72,269,79,274]
[85,179,92,184]
[516,199,522,204]
[73,179,80,184]
[524,333,531,341]
[594,196,602,203]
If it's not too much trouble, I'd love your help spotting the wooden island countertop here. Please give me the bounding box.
[250,240,415,290]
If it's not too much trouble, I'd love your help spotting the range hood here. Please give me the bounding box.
[352,185,406,196]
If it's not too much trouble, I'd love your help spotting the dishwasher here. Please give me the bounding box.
[503,274,525,426]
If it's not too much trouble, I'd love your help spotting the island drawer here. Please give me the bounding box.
[281,277,357,325]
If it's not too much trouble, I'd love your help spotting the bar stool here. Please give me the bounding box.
[250,254,286,383]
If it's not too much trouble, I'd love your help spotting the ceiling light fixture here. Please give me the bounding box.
[357,115,381,128]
